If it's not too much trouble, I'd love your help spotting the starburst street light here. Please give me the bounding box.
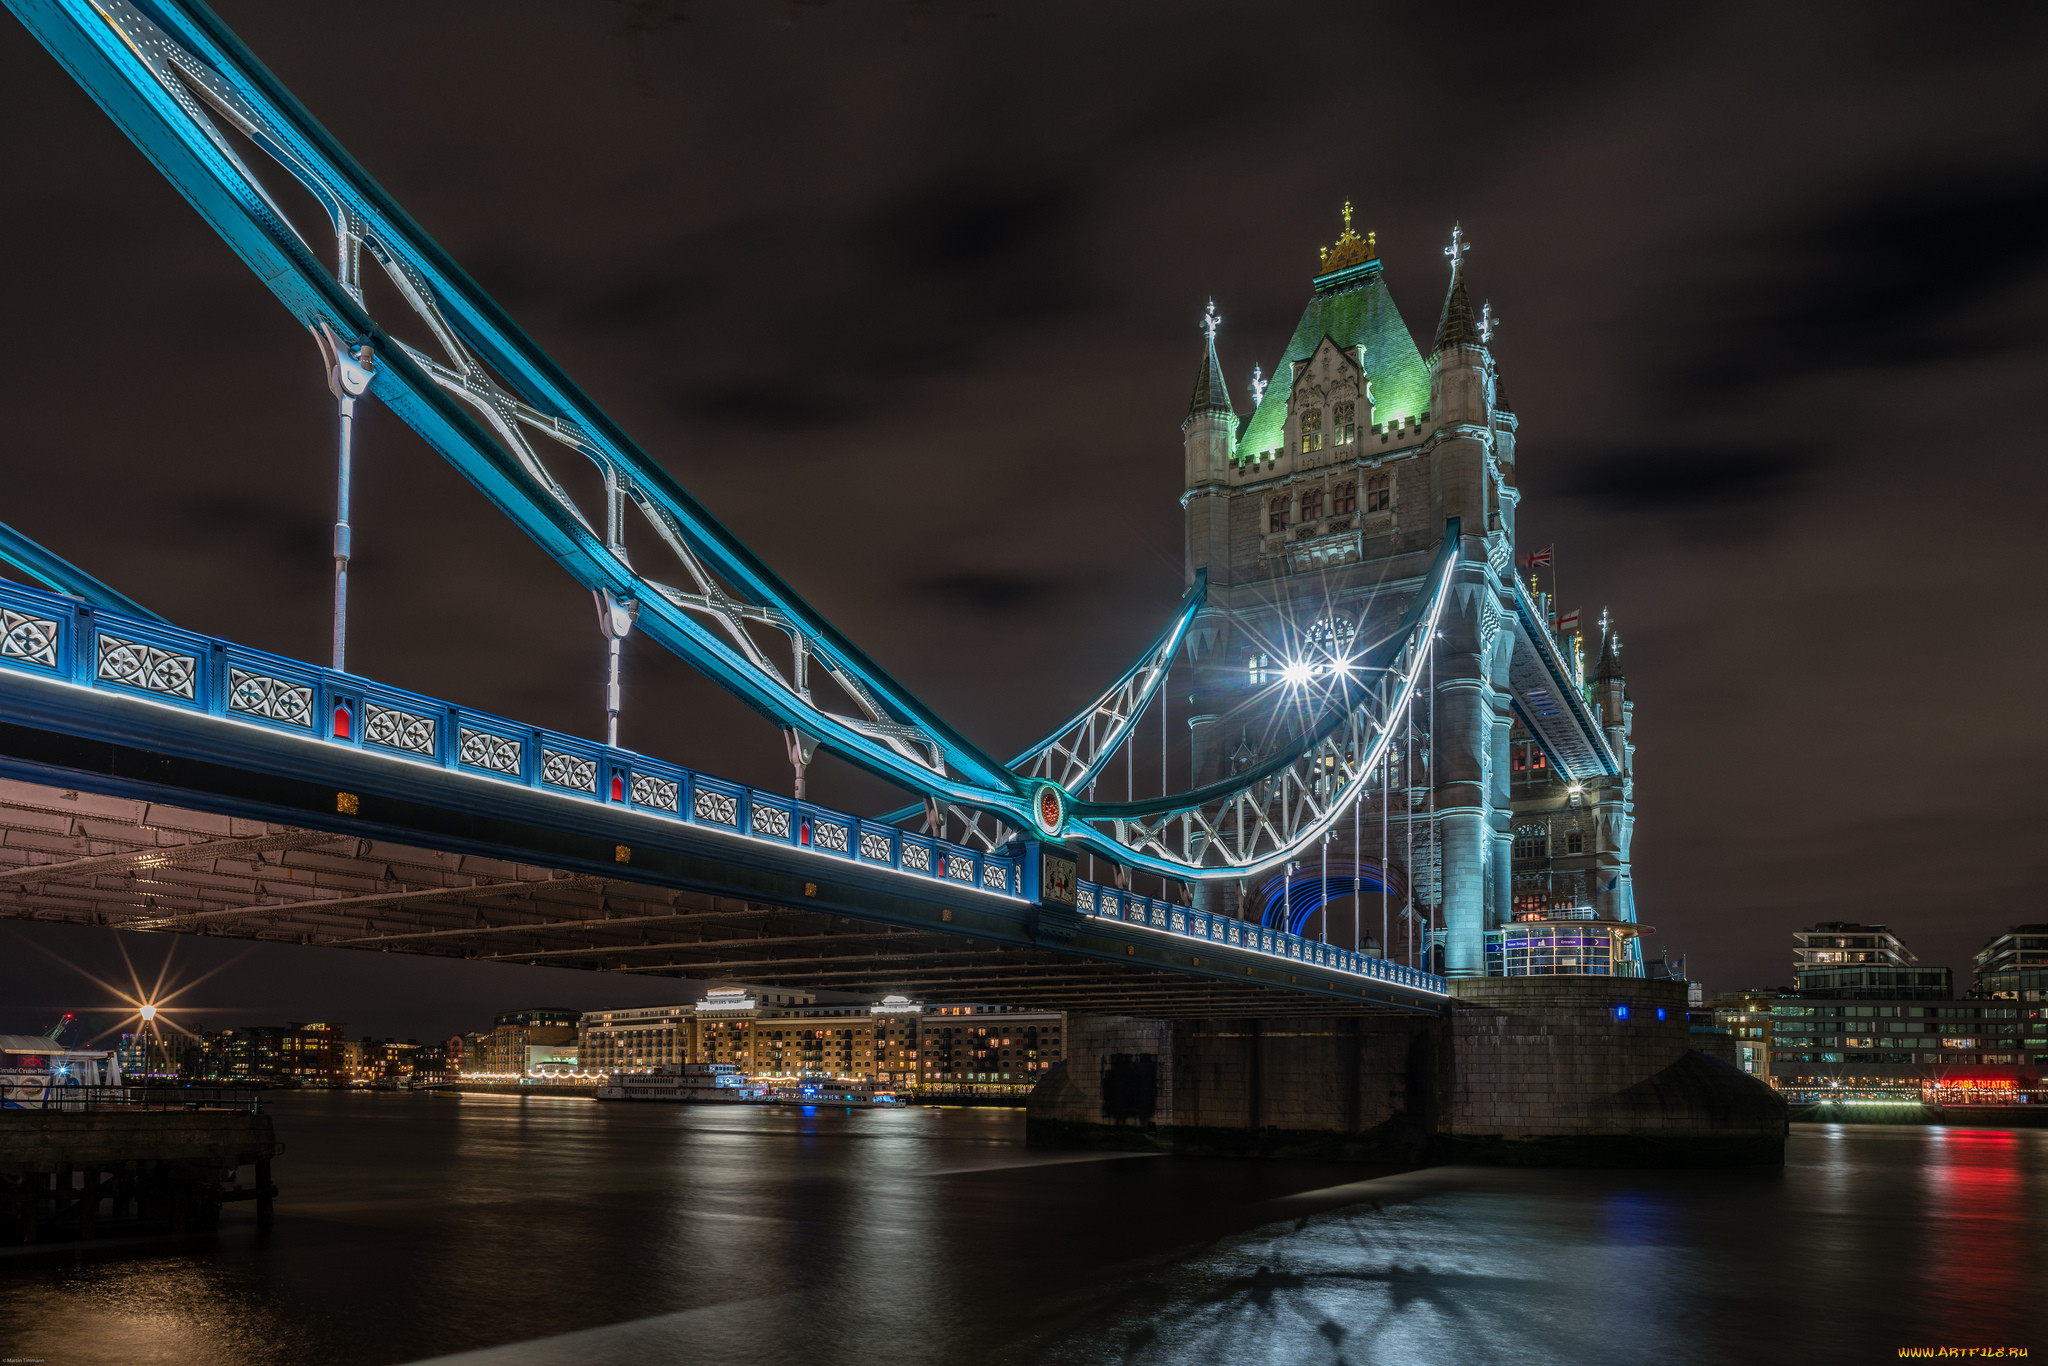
[33,932,244,1060]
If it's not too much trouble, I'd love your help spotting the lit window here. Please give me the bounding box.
[1332,481,1356,515]
[1365,473,1390,512]
[1334,400,1356,444]
[1299,407,1323,453]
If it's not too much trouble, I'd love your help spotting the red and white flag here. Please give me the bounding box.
[1521,545,1554,570]
[1557,607,1581,636]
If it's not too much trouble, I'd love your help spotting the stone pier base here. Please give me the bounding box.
[1026,979,1786,1167]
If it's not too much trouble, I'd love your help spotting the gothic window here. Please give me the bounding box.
[1566,829,1584,855]
[1300,487,1324,520]
[1299,407,1323,453]
[1334,400,1356,444]
[1512,824,1548,861]
[1304,616,1355,660]
[1366,473,1391,512]
[1510,747,1527,772]
[1268,497,1289,532]
[1332,480,1356,514]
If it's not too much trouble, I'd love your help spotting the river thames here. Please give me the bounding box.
[0,1095,2040,1365]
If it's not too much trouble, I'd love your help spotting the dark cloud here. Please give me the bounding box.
[1566,445,1813,512]
[1663,165,2048,403]
[913,572,1063,615]
[679,380,857,431]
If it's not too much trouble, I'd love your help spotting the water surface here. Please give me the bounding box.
[0,1094,2039,1365]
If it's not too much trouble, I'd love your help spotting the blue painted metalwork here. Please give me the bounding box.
[1505,572,1618,780]
[0,519,161,622]
[0,573,1022,903]
[0,568,1447,997]
[1072,879,1446,997]
[875,569,1205,827]
[2,0,1458,883]
[1250,862,1402,935]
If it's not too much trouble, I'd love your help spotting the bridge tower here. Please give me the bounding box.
[1180,210,1634,977]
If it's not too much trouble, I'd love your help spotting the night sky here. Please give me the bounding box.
[1,1,2044,1040]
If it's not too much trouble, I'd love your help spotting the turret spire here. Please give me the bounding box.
[1433,223,1482,352]
[1595,610,1624,682]
[1184,299,1234,427]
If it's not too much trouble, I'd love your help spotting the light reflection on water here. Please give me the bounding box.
[0,1101,2041,1366]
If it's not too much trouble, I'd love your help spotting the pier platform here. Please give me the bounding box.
[0,1090,279,1242]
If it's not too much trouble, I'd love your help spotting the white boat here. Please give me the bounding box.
[594,1062,769,1104]
[764,1076,905,1108]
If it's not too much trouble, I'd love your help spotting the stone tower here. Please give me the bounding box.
[1180,209,1636,977]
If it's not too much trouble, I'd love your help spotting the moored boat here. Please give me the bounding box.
[763,1076,905,1108]
[594,1062,768,1103]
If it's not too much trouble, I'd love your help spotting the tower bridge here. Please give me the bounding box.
[0,0,1787,1162]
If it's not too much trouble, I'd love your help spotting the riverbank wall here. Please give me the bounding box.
[1026,978,1788,1167]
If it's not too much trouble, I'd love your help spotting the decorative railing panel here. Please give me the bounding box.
[1070,876,1448,996]
[0,578,1026,903]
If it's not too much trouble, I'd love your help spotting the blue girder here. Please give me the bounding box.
[5,0,1458,882]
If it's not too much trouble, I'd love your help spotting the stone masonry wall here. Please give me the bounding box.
[1029,984,1786,1166]
[1167,1015,1446,1159]
[1446,977,1786,1163]
[1024,1014,1174,1149]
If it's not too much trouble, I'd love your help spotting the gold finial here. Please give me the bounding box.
[1317,200,1377,276]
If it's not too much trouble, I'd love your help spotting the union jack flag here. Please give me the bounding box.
[1521,545,1553,570]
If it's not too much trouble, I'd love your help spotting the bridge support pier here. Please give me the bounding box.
[1026,979,1785,1167]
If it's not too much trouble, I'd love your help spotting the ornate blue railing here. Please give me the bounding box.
[1074,879,1448,996]
[0,574,1455,995]
[0,578,1019,899]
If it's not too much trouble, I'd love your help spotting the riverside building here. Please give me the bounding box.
[1769,922,2038,1102]
[473,1008,581,1074]
[1975,925,2048,1002]
[579,989,1064,1100]
[1710,989,1776,1082]
[915,1004,1064,1101]
[1792,923,1951,998]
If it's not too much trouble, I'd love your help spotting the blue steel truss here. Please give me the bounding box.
[0,520,161,623]
[0,571,1448,998]
[4,0,1458,883]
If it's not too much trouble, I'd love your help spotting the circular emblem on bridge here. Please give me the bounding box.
[1031,782,1067,838]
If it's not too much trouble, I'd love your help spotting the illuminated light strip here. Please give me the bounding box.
[0,580,1027,904]
[1076,878,1447,996]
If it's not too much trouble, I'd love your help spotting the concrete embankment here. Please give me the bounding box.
[1028,978,1788,1167]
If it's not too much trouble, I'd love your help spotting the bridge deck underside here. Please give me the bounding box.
[0,777,1400,1019]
